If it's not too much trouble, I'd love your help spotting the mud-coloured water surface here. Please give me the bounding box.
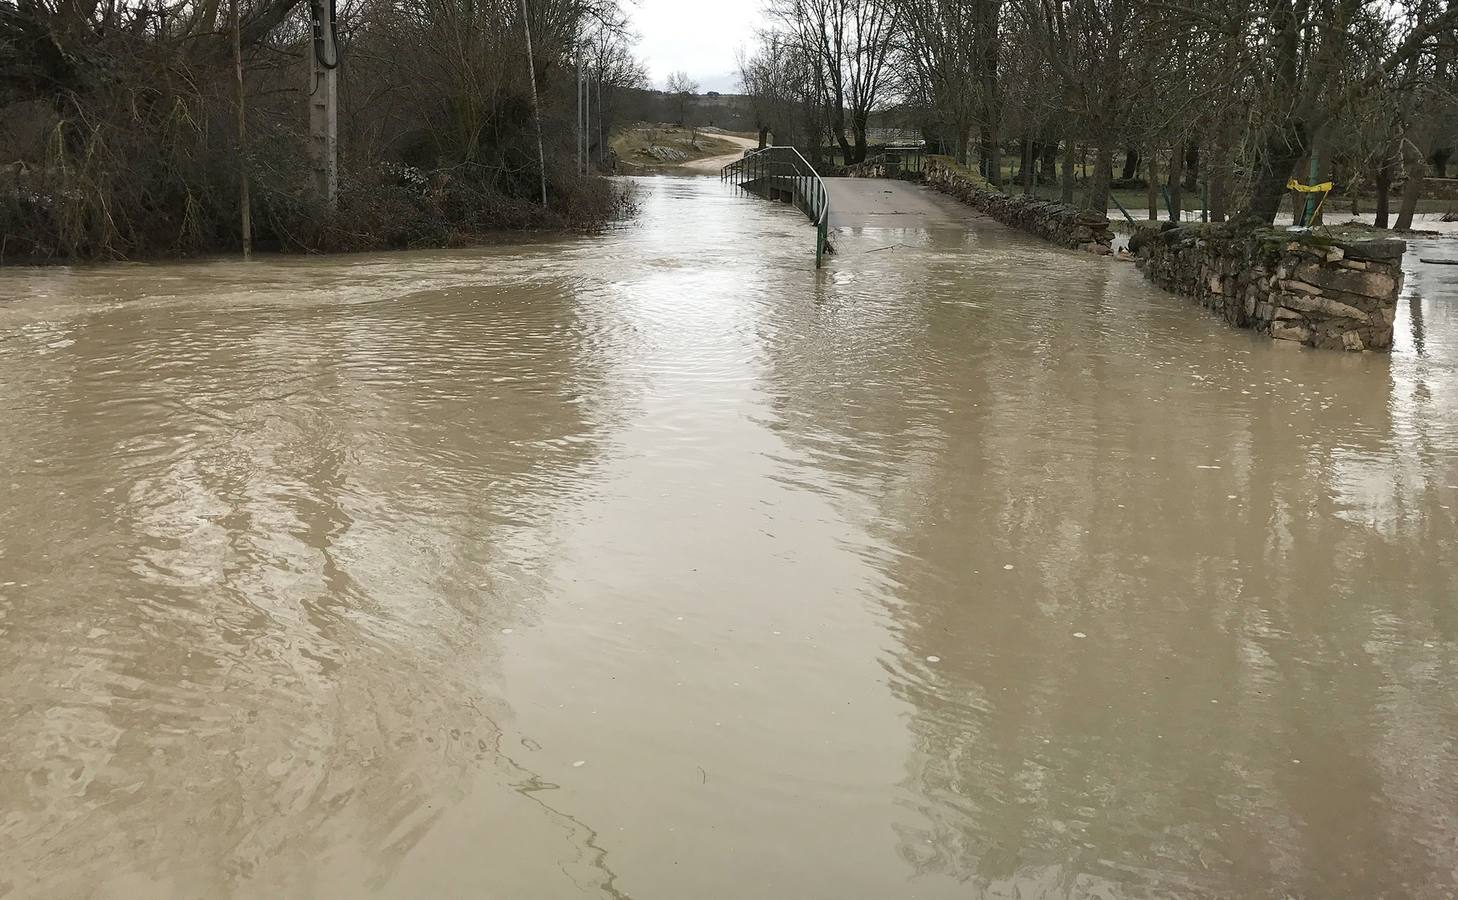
[3,178,1458,899]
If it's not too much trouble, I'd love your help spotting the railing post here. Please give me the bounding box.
[722,146,829,269]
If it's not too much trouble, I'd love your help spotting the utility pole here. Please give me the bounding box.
[309,0,339,206]
[231,0,251,259]
[519,0,547,207]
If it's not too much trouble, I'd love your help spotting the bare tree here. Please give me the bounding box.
[0,0,646,259]
[739,32,806,148]
[891,0,981,163]
[666,70,699,129]
[769,0,898,164]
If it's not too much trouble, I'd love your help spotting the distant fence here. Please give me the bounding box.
[840,147,927,179]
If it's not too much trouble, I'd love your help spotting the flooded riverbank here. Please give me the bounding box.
[4,177,1458,898]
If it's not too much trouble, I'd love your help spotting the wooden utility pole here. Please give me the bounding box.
[232,0,252,259]
[309,0,339,206]
[520,0,548,207]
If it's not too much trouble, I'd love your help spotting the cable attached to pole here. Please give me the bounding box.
[310,0,339,70]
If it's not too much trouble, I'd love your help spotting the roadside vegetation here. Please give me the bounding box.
[740,0,1458,230]
[0,0,648,262]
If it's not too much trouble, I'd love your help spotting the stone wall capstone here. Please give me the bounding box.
[925,157,1114,254]
[1134,223,1406,352]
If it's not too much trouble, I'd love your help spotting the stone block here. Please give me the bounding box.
[1335,237,1406,261]
[1271,322,1312,343]
[1279,292,1371,322]
[1280,279,1322,295]
[1292,262,1396,299]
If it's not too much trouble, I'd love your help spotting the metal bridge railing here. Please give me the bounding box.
[721,146,830,268]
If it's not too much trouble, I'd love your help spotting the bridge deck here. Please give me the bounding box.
[822,178,983,229]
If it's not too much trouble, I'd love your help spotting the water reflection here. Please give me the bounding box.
[0,268,627,895]
[760,218,1458,896]
[2,180,1458,899]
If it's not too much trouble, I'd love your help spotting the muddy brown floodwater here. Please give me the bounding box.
[3,177,1458,899]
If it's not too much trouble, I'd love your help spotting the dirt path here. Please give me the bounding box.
[680,133,760,174]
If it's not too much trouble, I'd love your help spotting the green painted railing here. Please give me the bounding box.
[721,146,830,268]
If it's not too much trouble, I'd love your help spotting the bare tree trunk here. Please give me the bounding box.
[1084,138,1112,213]
[1120,148,1140,181]
[1246,122,1307,224]
[1061,133,1075,204]
[1021,135,1033,194]
[829,87,853,165]
[1167,141,1185,222]
[1394,140,1426,231]
[834,128,853,165]
[519,0,548,208]
[851,110,869,164]
[1146,146,1158,221]
[1374,151,1396,228]
[987,123,1002,188]
[1245,0,1306,223]
[977,6,1001,187]
[232,0,251,259]
[1308,146,1326,226]
[1208,140,1229,222]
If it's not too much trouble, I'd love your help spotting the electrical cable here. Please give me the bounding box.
[310,0,339,70]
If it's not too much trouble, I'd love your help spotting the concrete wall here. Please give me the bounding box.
[925,158,1114,254]
[1134,224,1406,352]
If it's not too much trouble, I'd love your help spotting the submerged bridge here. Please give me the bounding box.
[721,147,831,267]
[722,146,979,267]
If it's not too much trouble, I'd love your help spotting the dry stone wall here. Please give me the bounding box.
[925,158,1114,254]
[1134,223,1406,352]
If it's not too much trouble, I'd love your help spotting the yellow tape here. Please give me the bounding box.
[1287,179,1334,193]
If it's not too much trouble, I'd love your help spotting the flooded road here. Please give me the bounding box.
[3,177,1458,899]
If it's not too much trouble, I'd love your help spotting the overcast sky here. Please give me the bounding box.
[627,0,767,94]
